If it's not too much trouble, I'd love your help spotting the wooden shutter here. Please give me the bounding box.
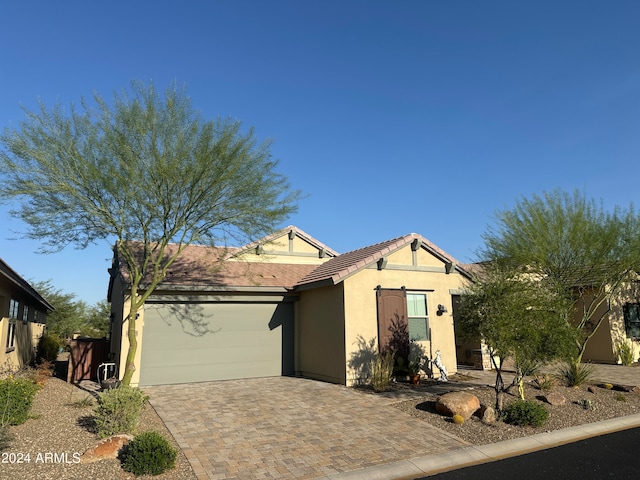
[376,288,408,353]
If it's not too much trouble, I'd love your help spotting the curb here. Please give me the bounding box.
[316,413,640,480]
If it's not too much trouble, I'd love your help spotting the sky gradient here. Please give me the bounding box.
[1,1,639,305]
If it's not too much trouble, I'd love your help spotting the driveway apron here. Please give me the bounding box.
[145,377,469,479]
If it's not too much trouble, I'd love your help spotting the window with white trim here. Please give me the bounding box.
[9,298,19,319]
[22,305,29,323]
[6,319,16,351]
[407,293,429,341]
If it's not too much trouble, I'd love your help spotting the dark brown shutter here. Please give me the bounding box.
[376,288,408,353]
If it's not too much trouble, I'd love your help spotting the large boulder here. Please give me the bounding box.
[544,392,566,406]
[436,391,480,420]
[81,434,133,463]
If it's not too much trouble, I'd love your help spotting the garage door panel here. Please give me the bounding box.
[139,302,292,386]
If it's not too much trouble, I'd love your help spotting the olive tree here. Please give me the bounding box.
[458,266,574,412]
[0,81,300,385]
[481,190,640,367]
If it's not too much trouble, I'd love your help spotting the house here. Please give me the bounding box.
[0,258,53,370]
[107,226,473,387]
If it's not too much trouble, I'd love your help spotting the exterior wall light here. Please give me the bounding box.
[437,304,448,316]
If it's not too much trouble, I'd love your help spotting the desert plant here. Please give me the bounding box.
[615,393,627,402]
[121,431,177,476]
[579,398,596,410]
[615,340,635,366]
[532,374,556,392]
[370,352,394,392]
[557,361,595,387]
[94,386,147,438]
[452,414,465,425]
[35,332,64,363]
[501,400,549,427]
[0,377,39,427]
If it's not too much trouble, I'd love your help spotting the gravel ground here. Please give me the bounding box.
[393,379,640,446]
[2,376,196,480]
[3,371,639,479]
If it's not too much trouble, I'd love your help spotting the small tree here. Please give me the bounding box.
[0,81,300,385]
[458,266,574,412]
[481,190,640,367]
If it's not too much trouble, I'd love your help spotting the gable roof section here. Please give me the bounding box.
[296,233,473,289]
[0,258,55,311]
[230,225,339,259]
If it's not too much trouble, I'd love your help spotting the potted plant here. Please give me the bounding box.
[407,357,423,385]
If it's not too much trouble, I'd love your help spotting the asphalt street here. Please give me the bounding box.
[419,427,640,479]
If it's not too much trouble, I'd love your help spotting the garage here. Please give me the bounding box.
[138,300,294,386]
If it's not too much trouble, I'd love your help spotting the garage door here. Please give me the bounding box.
[139,301,294,386]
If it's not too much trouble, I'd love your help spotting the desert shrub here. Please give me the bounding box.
[94,386,147,438]
[0,377,39,426]
[615,393,627,402]
[532,373,556,392]
[579,398,596,410]
[557,361,595,387]
[615,340,635,366]
[35,332,64,363]
[370,352,394,392]
[122,431,177,476]
[501,400,548,427]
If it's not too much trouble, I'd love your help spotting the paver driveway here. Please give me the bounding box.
[145,377,469,479]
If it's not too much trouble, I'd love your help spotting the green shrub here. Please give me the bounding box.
[94,386,147,438]
[122,431,177,476]
[615,340,635,366]
[557,361,595,387]
[0,377,39,426]
[35,332,64,363]
[370,352,394,392]
[501,400,549,427]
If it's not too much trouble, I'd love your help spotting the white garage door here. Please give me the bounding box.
[139,301,294,386]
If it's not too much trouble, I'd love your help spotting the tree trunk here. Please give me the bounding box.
[121,289,140,386]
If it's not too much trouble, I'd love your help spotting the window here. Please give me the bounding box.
[22,305,29,323]
[6,319,16,351]
[623,303,640,339]
[33,310,39,323]
[407,293,429,341]
[9,299,19,319]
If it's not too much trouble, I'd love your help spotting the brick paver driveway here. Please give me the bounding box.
[145,377,468,479]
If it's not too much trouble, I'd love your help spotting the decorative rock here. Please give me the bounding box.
[544,392,566,406]
[613,384,639,393]
[81,434,133,463]
[475,404,497,424]
[587,386,597,394]
[436,391,480,420]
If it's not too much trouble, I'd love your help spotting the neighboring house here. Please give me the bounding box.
[107,226,473,387]
[0,258,53,370]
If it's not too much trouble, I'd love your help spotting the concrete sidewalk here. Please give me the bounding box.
[145,364,639,480]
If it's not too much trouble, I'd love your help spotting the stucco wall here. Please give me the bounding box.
[297,284,346,383]
[339,243,470,385]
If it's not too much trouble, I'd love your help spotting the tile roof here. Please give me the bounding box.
[295,233,473,288]
[232,225,339,259]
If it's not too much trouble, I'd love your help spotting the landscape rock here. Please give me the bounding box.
[544,392,566,406]
[475,404,497,424]
[587,386,597,394]
[436,391,480,420]
[612,384,639,393]
[81,434,133,463]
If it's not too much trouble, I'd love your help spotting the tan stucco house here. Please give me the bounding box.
[0,258,53,371]
[107,226,473,387]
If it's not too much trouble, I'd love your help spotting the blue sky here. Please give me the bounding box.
[1,1,639,305]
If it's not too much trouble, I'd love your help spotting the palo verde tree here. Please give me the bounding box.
[0,81,300,385]
[457,265,574,412]
[481,189,640,367]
